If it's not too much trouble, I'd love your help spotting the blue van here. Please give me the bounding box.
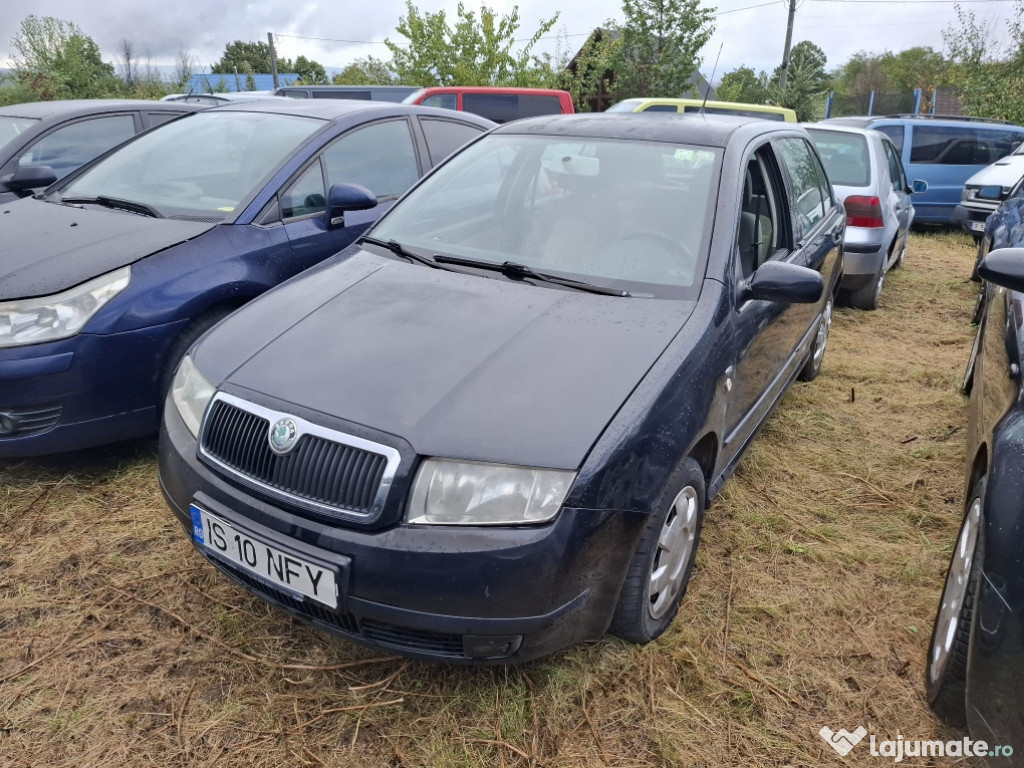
[821,115,1024,225]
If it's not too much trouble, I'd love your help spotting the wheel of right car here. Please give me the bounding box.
[926,478,985,727]
[610,458,705,644]
[848,266,885,311]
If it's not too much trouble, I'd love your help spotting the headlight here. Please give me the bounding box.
[171,354,215,438]
[407,459,575,525]
[0,266,131,348]
[961,187,972,201]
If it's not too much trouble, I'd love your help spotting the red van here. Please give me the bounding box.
[402,86,574,124]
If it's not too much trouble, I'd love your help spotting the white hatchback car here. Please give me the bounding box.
[807,125,926,310]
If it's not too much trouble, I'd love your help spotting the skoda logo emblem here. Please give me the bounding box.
[268,418,299,454]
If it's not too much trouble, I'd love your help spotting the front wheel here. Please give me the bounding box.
[610,458,705,644]
[926,480,985,727]
[798,297,833,382]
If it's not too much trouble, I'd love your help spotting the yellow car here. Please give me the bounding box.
[608,98,797,122]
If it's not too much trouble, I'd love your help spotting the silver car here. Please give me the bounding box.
[807,125,924,310]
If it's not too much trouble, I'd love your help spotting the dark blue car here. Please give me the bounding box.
[159,114,842,662]
[0,100,493,456]
[927,241,1024,763]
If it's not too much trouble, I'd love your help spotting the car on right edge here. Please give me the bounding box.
[926,245,1024,761]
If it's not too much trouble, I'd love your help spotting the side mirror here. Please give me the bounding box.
[326,182,377,228]
[976,184,1003,201]
[4,164,58,194]
[743,261,824,304]
[978,247,1024,292]
[910,179,928,194]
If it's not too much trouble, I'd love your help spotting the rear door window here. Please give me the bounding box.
[321,119,419,199]
[19,114,137,179]
[419,118,486,166]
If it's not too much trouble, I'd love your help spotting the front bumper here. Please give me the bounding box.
[158,397,648,663]
[955,204,993,236]
[0,320,186,457]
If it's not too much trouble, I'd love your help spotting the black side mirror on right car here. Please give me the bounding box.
[978,248,1024,292]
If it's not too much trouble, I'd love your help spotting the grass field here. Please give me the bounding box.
[0,232,983,767]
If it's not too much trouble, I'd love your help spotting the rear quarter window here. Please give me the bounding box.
[462,93,563,123]
[910,125,1024,165]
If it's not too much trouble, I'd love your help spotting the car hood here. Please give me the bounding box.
[202,250,696,470]
[0,196,215,300]
[966,156,1024,188]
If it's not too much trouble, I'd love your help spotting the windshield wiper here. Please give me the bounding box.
[358,236,444,269]
[60,195,164,219]
[433,255,630,297]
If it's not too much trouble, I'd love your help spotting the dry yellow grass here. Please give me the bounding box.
[0,232,982,767]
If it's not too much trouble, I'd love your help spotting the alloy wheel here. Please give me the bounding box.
[812,299,833,368]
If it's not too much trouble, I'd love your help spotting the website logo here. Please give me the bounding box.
[820,726,868,756]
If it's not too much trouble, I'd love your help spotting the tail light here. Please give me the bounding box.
[844,196,884,228]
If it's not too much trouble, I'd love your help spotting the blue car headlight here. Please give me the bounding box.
[0,266,131,348]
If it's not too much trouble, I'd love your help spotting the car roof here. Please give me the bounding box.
[0,99,201,120]
[417,86,570,96]
[209,99,495,127]
[823,115,1024,130]
[492,112,790,147]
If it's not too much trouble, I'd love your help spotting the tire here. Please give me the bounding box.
[847,267,884,311]
[891,238,906,270]
[610,458,705,644]
[926,479,985,727]
[157,307,235,403]
[798,297,833,382]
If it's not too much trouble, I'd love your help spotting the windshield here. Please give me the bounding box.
[371,134,720,298]
[55,111,324,218]
[0,116,39,152]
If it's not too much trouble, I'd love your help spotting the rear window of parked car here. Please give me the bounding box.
[909,125,1024,165]
[807,129,871,187]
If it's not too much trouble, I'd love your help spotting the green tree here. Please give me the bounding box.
[716,66,769,104]
[769,40,829,120]
[333,56,396,85]
[9,15,122,100]
[384,1,559,86]
[294,55,328,85]
[942,3,1024,122]
[212,40,293,74]
[609,0,716,100]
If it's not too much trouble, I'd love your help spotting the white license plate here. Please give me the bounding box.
[970,221,986,232]
[190,504,338,609]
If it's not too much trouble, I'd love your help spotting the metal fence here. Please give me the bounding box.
[824,89,932,118]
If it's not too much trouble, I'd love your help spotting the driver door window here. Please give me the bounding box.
[737,152,781,279]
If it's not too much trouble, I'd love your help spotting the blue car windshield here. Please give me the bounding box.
[54,111,324,217]
[371,134,720,299]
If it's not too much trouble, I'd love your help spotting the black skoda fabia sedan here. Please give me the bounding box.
[159,114,844,663]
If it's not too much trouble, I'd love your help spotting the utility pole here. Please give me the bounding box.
[268,32,280,89]
[779,0,797,90]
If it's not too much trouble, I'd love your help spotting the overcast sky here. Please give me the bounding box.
[0,0,1018,84]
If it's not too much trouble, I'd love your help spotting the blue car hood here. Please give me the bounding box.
[196,250,696,470]
[0,196,214,300]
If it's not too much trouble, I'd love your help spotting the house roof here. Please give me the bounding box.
[186,73,300,94]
